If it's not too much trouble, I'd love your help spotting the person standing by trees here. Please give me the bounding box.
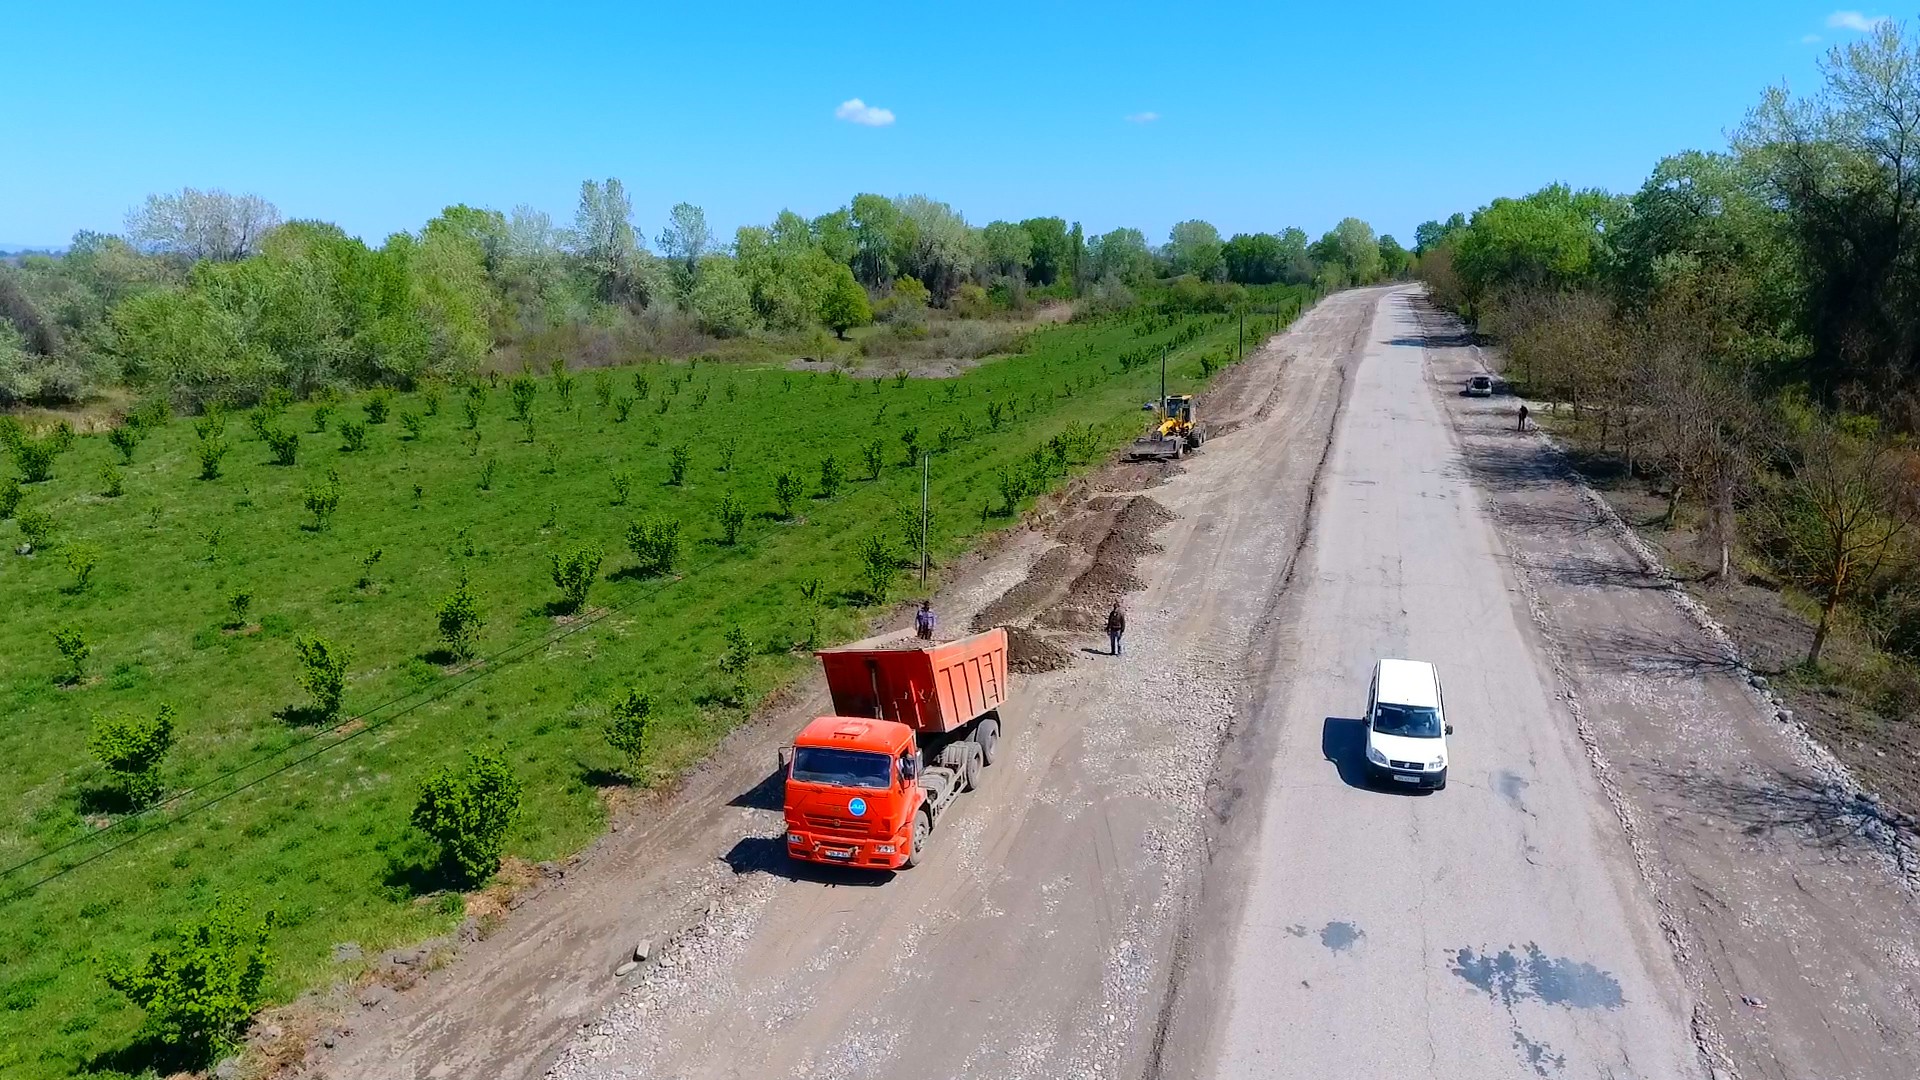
[1107,603,1127,656]
[915,600,936,641]
[1518,404,1530,432]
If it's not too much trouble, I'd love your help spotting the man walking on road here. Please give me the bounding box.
[915,599,936,641]
[1518,403,1530,432]
[1107,603,1126,656]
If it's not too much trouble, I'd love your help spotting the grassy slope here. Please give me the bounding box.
[0,291,1304,1076]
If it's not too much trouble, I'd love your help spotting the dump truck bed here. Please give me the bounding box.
[815,628,1009,734]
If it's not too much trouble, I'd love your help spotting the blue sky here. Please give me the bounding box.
[0,2,1894,250]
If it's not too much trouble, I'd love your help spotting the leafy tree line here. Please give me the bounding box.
[1414,20,1920,677]
[2,179,1399,408]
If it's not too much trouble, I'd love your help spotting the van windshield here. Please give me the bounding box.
[1374,702,1443,738]
[791,747,893,789]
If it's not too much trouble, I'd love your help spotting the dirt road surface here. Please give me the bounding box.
[311,289,1372,1080]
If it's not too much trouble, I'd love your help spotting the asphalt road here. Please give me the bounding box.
[1179,290,1702,1079]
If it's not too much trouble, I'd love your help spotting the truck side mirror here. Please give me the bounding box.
[778,746,794,772]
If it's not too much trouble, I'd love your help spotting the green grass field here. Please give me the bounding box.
[0,290,1305,1077]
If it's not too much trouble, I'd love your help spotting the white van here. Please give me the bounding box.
[1364,659,1452,790]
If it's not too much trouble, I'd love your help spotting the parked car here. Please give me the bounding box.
[1465,375,1495,397]
[1363,658,1452,790]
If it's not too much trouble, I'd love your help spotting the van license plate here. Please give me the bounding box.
[1392,774,1419,783]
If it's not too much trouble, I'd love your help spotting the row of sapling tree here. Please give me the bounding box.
[1413,20,1920,672]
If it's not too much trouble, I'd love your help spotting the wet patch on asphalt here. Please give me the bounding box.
[1494,769,1531,810]
[1319,921,1363,952]
[1449,944,1624,1009]
[1513,1029,1568,1076]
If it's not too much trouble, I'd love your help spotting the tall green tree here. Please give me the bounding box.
[1167,220,1226,280]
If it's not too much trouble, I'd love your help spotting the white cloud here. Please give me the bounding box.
[1827,10,1889,32]
[834,98,895,127]
[1801,33,1823,43]
[1125,111,1159,123]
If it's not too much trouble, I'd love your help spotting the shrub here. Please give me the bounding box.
[668,443,690,485]
[90,703,177,808]
[363,388,393,424]
[102,896,274,1069]
[108,423,144,464]
[542,440,560,474]
[605,688,653,777]
[399,411,425,440]
[0,474,21,519]
[264,426,299,466]
[65,542,99,591]
[0,415,20,451]
[52,625,89,683]
[632,371,651,400]
[99,463,125,498]
[338,420,368,452]
[720,624,752,705]
[717,437,737,473]
[462,397,481,430]
[612,394,634,422]
[716,491,746,544]
[610,470,633,506]
[192,403,226,441]
[18,507,55,549]
[593,371,614,409]
[549,541,605,613]
[228,589,253,628]
[303,469,343,530]
[862,438,884,480]
[551,358,576,404]
[900,426,920,465]
[356,547,383,589]
[13,437,62,483]
[509,373,538,422]
[311,402,335,433]
[519,412,537,443]
[195,435,230,480]
[478,454,497,491]
[858,534,894,603]
[818,453,844,498]
[798,576,824,648]
[773,469,802,518]
[293,634,350,720]
[422,384,442,416]
[986,400,1006,431]
[893,370,910,389]
[625,516,681,575]
[436,572,484,660]
[411,750,523,886]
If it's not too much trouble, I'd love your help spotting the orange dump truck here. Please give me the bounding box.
[783,628,1009,870]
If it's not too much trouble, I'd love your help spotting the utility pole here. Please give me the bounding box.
[1238,308,1244,359]
[920,452,930,589]
[1160,348,1168,412]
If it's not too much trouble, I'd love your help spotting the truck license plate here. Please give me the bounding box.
[822,847,853,859]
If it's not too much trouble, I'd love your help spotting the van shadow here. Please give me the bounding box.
[1321,716,1430,796]
[721,835,891,887]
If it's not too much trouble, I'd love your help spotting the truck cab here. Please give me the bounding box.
[784,716,928,869]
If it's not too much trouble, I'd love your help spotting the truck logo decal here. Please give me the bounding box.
[849,797,867,817]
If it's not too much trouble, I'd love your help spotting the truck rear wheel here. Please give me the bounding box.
[974,717,1000,766]
[902,810,932,869]
[961,747,981,791]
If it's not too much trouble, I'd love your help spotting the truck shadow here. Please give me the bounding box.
[728,765,786,811]
[722,836,892,887]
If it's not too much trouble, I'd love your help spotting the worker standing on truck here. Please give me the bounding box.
[1107,603,1126,656]
[915,600,936,641]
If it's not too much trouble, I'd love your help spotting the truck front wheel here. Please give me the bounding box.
[902,810,932,869]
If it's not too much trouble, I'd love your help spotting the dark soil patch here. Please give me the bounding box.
[1006,626,1073,673]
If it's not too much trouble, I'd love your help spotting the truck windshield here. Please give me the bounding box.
[1373,702,1442,738]
[791,747,893,789]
